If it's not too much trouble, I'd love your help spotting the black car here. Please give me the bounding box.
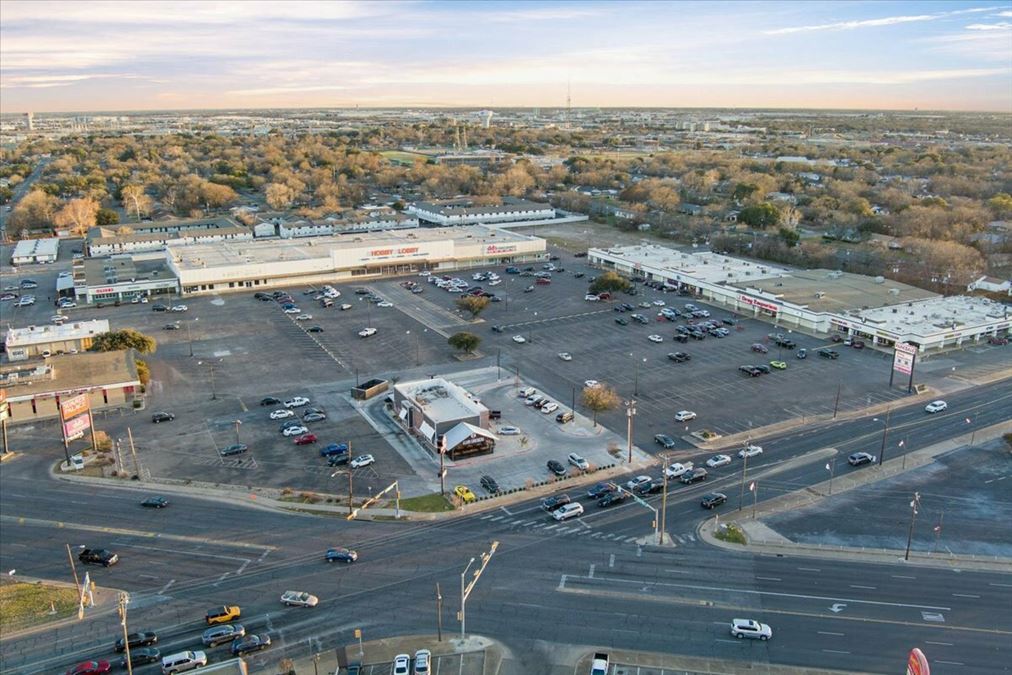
[615,317,629,326]
[141,496,169,508]
[635,480,664,496]
[79,548,118,566]
[753,364,771,375]
[327,454,349,467]
[689,331,706,340]
[231,634,271,656]
[818,349,840,359]
[621,303,635,311]
[151,412,175,423]
[541,494,571,511]
[547,460,567,477]
[219,444,249,457]
[597,491,629,508]
[676,325,691,335]
[354,288,370,294]
[307,326,324,333]
[722,318,738,326]
[674,334,689,343]
[739,365,761,377]
[260,397,281,406]
[654,434,676,449]
[681,468,708,484]
[491,325,505,333]
[573,272,585,278]
[115,631,158,652]
[667,352,690,362]
[480,475,500,493]
[121,647,160,667]
[151,304,168,312]
[163,323,180,330]
[587,482,616,499]
[701,492,727,509]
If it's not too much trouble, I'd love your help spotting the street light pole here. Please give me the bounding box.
[875,407,892,466]
[233,420,241,445]
[118,592,133,675]
[738,451,750,511]
[460,557,475,639]
[625,400,637,464]
[459,541,499,640]
[904,492,921,561]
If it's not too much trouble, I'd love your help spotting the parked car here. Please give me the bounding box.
[701,492,727,509]
[818,349,840,359]
[270,409,295,420]
[281,590,319,607]
[349,454,374,468]
[654,434,676,448]
[848,452,876,466]
[667,352,691,362]
[393,654,411,675]
[547,460,567,477]
[769,360,787,370]
[285,396,310,408]
[303,412,327,422]
[294,433,318,446]
[151,412,175,423]
[320,442,349,457]
[480,475,500,493]
[567,453,590,470]
[674,410,696,422]
[796,348,807,359]
[282,425,309,437]
[260,396,281,406]
[454,485,477,503]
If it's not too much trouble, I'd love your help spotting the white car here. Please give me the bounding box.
[358,327,377,337]
[498,425,521,435]
[295,314,313,321]
[16,297,35,307]
[282,425,309,437]
[674,410,697,422]
[541,402,559,414]
[925,400,947,413]
[731,618,772,640]
[393,653,411,675]
[626,475,652,490]
[558,352,572,361]
[59,299,77,308]
[285,397,310,408]
[652,300,666,306]
[418,271,431,276]
[350,454,375,468]
[647,334,663,343]
[706,454,732,468]
[739,444,763,459]
[281,590,319,607]
[377,301,393,308]
[664,462,694,478]
[584,380,600,388]
[512,335,526,344]
[284,307,301,314]
[340,303,352,310]
[489,279,501,286]
[170,304,188,312]
[568,453,590,470]
[270,409,295,420]
[584,294,599,301]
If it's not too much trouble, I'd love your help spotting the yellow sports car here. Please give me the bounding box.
[454,485,477,503]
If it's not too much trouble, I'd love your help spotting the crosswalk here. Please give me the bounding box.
[478,512,698,545]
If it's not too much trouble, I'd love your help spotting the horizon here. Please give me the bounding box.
[2,0,1011,114]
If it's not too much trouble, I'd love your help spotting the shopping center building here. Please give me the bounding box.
[590,244,1011,352]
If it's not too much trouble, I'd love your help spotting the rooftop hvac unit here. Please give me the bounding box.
[874,276,885,284]
[888,288,901,295]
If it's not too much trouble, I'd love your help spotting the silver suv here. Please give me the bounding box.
[202,623,245,647]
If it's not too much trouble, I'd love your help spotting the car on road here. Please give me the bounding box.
[350,454,374,468]
[667,352,690,362]
[558,352,572,361]
[626,475,652,490]
[654,434,676,449]
[115,631,158,652]
[797,348,807,359]
[282,425,309,437]
[294,433,318,446]
[848,451,876,466]
[568,453,589,470]
[231,634,271,656]
[730,618,772,640]
[202,624,245,647]
[285,396,310,408]
[587,482,617,499]
[281,590,319,607]
[393,654,411,675]
[497,425,520,435]
[454,485,477,503]
[120,647,160,667]
[480,475,500,493]
[302,411,327,422]
[512,335,526,343]
[681,467,708,484]
[170,305,188,312]
[769,360,787,370]
[151,411,175,423]
[78,548,118,566]
[307,326,324,333]
[552,503,584,521]
[635,479,664,496]
[547,459,567,476]
[738,444,763,459]
[206,606,241,625]
[141,496,169,508]
[674,410,696,422]
[598,491,630,507]
[541,494,571,511]
[260,396,281,406]
[664,462,693,478]
[701,492,727,509]
[818,348,840,359]
[270,409,295,420]
[706,454,732,468]
[584,380,600,388]
[925,400,948,413]
[325,547,358,563]
[65,660,111,675]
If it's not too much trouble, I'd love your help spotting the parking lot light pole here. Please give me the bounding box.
[625,400,637,464]
[873,407,892,466]
[738,450,750,511]
[904,492,921,561]
[233,420,241,445]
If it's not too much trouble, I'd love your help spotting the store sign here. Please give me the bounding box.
[60,393,90,420]
[93,287,115,294]
[370,246,420,257]
[484,244,517,255]
[906,648,930,675]
[893,342,916,375]
[739,294,780,313]
[63,414,91,439]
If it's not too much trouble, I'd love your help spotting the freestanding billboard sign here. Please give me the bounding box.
[890,342,918,393]
[906,648,930,675]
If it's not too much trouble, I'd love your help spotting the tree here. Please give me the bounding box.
[455,295,491,319]
[265,182,297,210]
[120,184,153,220]
[96,208,119,225]
[89,329,157,354]
[739,202,781,229]
[135,359,151,387]
[778,227,800,248]
[581,384,620,428]
[447,332,481,355]
[8,189,58,232]
[589,271,631,295]
[53,197,100,235]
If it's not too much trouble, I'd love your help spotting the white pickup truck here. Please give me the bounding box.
[590,652,609,675]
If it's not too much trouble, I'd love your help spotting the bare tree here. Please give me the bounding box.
[265,182,297,210]
[581,385,620,428]
[120,184,152,220]
[53,197,100,236]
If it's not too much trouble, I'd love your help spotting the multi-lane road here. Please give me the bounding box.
[1,380,1010,674]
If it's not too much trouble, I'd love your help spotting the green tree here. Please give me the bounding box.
[455,295,491,319]
[588,271,631,295]
[778,227,800,248]
[732,183,759,203]
[89,329,157,354]
[447,332,481,355]
[135,359,150,386]
[581,384,620,428]
[988,192,1012,218]
[739,202,781,229]
[96,208,119,225]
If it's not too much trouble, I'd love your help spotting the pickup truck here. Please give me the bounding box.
[79,548,118,566]
[590,652,609,675]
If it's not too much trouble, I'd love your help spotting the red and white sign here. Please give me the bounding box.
[738,294,780,314]
[63,414,91,439]
[369,246,420,258]
[906,648,930,675]
[60,393,90,420]
[893,342,916,375]
[484,244,517,256]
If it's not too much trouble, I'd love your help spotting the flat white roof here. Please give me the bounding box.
[12,237,60,259]
[591,244,790,285]
[847,296,1010,337]
[395,377,487,423]
[5,319,110,348]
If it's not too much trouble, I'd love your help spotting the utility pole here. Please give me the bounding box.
[127,427,140,480]
[877,407,892,466]
[738,451,750,511]
[436,583,443,642]
[833,382,841,419]
[625,400,636,464]
[658,452,672,545]
[119,592,133,675]
[751,480,758,518]
[826,459,836,495]
[65,543,81,594]
[904,492,921,561]
[438,435,447,496]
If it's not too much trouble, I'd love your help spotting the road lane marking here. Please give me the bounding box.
[798,567,821,572]
[609,554,615,568]
[849,584,876,590]
[588,564,595,579]
[818,631,845,636]
[951,593,979,598]
[499,505,514,516]
[891,575,916,580]
[988,582,1012,588]
[822,649,851,655]
[756,576,782,582]
[925,641,953,646]
[158,579,175,593]
[934,661,964,666]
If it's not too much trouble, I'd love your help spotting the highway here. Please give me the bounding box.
[1,380,1010,673]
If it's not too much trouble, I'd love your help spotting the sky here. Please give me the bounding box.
[1,0,1010,113]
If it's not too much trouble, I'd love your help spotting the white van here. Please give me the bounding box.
[518,387,537,398]
[552,503,584,521]
[161,651,207,674]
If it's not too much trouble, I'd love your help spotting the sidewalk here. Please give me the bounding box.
[574,648,880,675]
[282,634,506,675]
[698,420,1012,573]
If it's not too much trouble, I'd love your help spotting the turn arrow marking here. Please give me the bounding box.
[829,603,847,613]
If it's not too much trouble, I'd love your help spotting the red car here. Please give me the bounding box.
[294,433,318,445]
[989,336,1009,345]
[66,661,111,675]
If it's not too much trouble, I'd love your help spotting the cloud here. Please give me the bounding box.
[965,21,1012,30]
[995,10,1012,16]
[481,7,607,22]
[765,6,1003,35]
[0,73,142,89]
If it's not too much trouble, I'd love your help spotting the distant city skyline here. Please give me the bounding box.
[1,0,1010,113]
